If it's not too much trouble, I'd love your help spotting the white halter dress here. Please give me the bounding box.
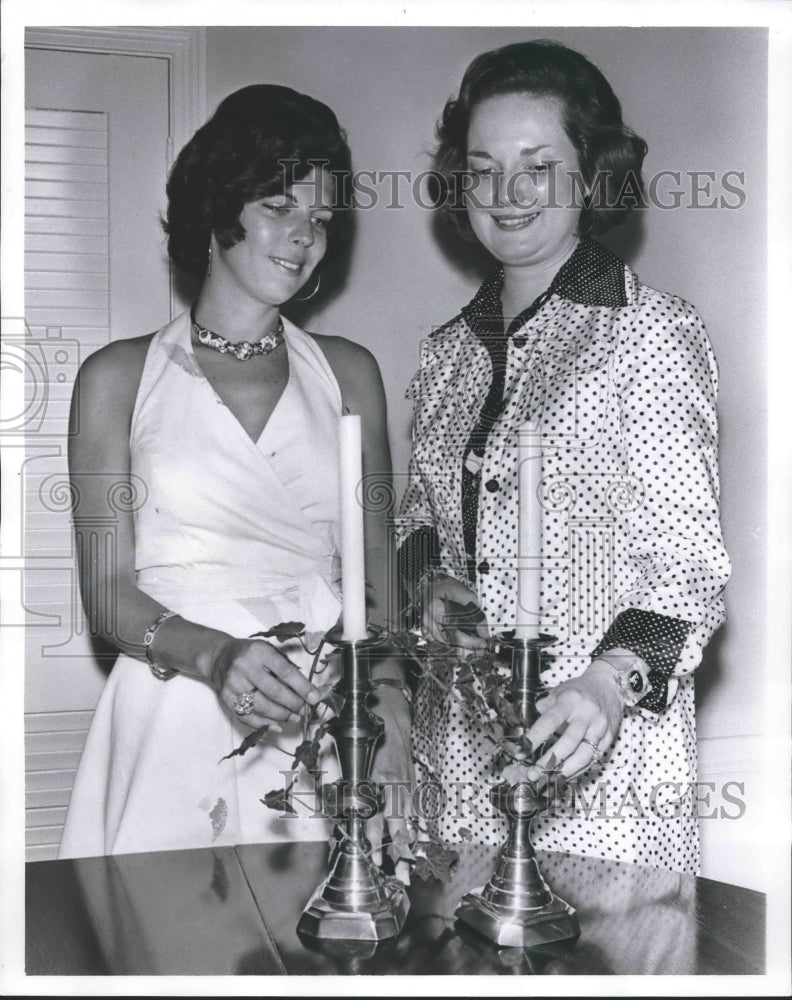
[59,311,345,858]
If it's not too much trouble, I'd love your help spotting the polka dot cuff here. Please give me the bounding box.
[592,607,692,713]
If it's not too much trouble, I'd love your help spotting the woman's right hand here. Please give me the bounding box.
[420,574,489,651]
[210,637,322,729]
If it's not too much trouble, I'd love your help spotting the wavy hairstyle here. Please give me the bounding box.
[163,84,353,276]
[433,40,648,240]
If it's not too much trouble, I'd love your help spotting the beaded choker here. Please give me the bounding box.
[190,307,284,361]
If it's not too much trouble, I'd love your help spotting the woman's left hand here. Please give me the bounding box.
[366,683,415,884]
[524,659,625,780]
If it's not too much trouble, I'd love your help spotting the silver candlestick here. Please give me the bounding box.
[297,625,410,941]
[455,635,580,948]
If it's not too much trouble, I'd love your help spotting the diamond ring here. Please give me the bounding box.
[233,689,256,717]
[581,737,604,763]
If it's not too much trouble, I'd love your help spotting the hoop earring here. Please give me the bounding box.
[293,271,321,302]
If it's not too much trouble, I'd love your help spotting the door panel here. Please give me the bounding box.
[24,45,172,859]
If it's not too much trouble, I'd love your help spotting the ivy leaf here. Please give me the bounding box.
[495,696,521,730]
[411,841,459,883]
[386,828,416,866]
[481,671,502,702]
[219,725,274,762]
[390,629,422,654]
[484,719,505,747]
[250,621,305,641]
[261,786,297,814]
[455,682,481,710]
[314,719,332,741]
[292,738,319,772]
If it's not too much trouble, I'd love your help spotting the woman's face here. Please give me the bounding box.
[214,166,333,307]
[465,92,583,271]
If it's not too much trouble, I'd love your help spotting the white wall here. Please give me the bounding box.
[206,26,768,888]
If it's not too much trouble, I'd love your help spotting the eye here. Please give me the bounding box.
[468,166,499,178]
[311,212,333,230]
[525,164,549,177]
[261,200,290,216]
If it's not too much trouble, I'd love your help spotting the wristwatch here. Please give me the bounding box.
[596,650,652,707]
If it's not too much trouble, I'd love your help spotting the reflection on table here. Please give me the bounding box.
[26,841,765,976]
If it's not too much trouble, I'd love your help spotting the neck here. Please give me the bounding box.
[193,283,281,343]
[500,239,579,318]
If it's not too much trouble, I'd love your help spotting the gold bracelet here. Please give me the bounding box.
[144,610,179,680]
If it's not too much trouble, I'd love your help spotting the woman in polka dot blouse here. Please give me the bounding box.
[396,40,730,872]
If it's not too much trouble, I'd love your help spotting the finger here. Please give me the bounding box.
[222,685,286,728]
[447,628,488,651]
[525,704,571,749]
[559,740,604,779]
[532,720,587,773]
[422,603,446,645]
[248,687,306,724]
[252,644,322,706]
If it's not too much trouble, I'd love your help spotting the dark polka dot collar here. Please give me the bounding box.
[460,238,629,340]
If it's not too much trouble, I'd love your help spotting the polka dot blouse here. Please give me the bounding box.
[396,239,730,872]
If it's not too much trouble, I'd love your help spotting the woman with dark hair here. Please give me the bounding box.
[397,41,730,871]
[59,85,408,858]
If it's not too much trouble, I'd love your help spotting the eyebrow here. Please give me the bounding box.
[467,144,550,159]
[278,190,334,212]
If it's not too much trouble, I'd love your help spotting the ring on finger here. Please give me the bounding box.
[233,689,256,717]
[581,736,604,764]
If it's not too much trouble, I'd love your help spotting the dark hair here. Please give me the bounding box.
[163,84,353,276]
[433,40,648,239]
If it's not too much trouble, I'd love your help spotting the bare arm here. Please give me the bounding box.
[313,334,394,631]
[68,339,321,726]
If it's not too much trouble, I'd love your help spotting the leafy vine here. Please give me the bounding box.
[222,609,569,883]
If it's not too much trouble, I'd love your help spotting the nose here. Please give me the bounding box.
[290,215,315,248]
[503,170,539,210]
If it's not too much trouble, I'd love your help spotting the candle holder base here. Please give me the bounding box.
[297,855,409,942]
[456,888,579,950]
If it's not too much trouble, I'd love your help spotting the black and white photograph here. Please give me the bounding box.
[1,0,790,993]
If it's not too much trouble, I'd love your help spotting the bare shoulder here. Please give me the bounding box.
[310,333,385,411]
[75,333,154,399]
[311,332,382,378]
[70,333,157,444]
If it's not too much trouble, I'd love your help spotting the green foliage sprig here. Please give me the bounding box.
[223,615,569,883]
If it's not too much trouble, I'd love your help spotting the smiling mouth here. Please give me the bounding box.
[492,212,540,231]
[270,256,303,273]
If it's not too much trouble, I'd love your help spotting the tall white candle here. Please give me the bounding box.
[339,414,367,640]
[516,422,542,638]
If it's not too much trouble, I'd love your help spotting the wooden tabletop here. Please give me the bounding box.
[25,841,765,976]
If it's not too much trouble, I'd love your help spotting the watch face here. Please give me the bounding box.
[628,670,644,693]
